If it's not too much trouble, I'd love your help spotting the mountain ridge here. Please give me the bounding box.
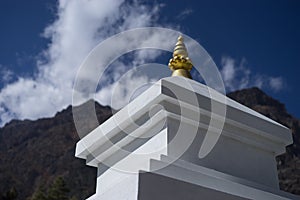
[0,87,299,199]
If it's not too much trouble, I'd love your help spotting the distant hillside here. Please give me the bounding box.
[0,100,112,200]
[0,87,299,199]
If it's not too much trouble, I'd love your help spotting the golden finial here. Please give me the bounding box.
[168,35,193,79]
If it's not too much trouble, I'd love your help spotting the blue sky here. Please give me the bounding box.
[0,0,299,126]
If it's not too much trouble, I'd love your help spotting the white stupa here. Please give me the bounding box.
[75,36,297,200]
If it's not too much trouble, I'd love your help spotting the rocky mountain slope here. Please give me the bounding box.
[0,88,299,199]
[228,87,300,194]
[0,101,112,200]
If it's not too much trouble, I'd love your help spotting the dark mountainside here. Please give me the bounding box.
[0,88,299,199]
[0,101,113,200]
[228,87,300,194]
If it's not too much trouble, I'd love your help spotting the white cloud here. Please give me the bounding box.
[221,57,235,88]
[220,56,285,93]
[95,71,155,110]
[1,0,284,127]
[0,0,169,126]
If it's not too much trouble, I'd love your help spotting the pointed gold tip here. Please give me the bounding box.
[168,35,193,79]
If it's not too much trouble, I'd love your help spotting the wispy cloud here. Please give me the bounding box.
[176,8,193,20]
[0,0,169,126]
[220,56,284,93]
[0,65,14,84]
[269,77,283,91]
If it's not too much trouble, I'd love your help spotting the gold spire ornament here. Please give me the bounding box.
[168,35,193,79]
